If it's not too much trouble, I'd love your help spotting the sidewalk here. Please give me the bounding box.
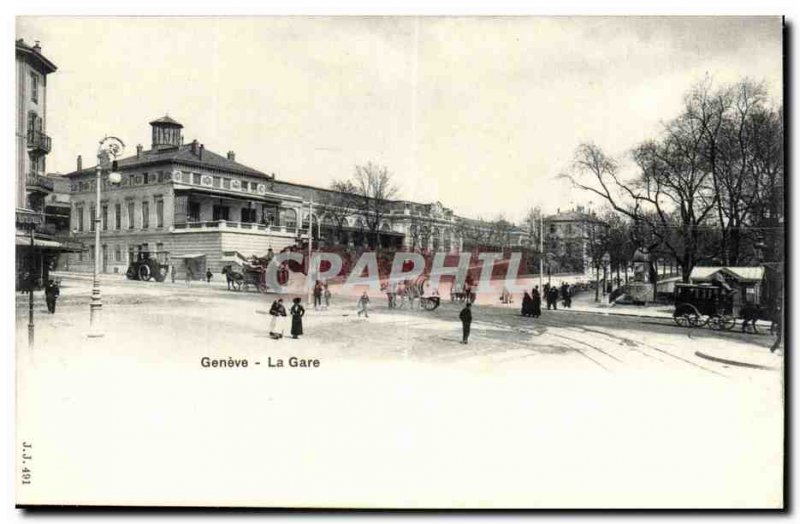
[694,345,783,370]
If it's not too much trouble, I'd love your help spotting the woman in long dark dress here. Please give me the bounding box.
[290,297,305,339]
[521,292,533,317]
[531,287,542,318]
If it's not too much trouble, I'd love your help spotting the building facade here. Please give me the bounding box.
[60,117,534,278]
[15,39,65,290]
[543,206,605,274]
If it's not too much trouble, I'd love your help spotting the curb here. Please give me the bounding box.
[694,350,781,371]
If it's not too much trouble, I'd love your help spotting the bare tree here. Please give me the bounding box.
[349,162,398,251]
[320,180,359,245]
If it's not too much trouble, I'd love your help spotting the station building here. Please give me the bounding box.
[62,117,476,278]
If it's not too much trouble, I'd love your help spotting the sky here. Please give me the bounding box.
[16,16,783,223]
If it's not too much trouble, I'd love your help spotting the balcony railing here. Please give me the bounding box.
[25,173,54,193]
[26,130,52,154]
[173,220,299,235]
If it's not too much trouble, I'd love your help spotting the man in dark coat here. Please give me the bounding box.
[548,286,559,310]
[531,287,542,318]
[459,302,472,344]
[290,297,305,339]
[44,279,60,314]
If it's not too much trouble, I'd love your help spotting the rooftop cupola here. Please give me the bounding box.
[150,115,183,150]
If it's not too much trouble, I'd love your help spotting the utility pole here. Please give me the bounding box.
[307,199,314,305]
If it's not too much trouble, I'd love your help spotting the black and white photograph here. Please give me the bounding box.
[9,10,787,510]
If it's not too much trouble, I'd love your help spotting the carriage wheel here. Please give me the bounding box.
[719,315,736,331]
[687,313,702,328]
[138,264,152,281]
[708,316,722,330]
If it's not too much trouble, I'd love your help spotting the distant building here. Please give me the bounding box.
[543,206,605,273]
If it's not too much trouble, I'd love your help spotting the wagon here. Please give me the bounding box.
[221,252,288,293]
[419,296,441,311]
[672,283,736,331]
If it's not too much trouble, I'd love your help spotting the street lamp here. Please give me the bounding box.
[88,136,125,337]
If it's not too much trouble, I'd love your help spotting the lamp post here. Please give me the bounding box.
[88,136,125,337]
[306,199,317,305]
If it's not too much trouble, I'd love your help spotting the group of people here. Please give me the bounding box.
[520,282,574,317]
[544,282,573,310]
[312,281,332,310]
[267,297,306,339]
[383,280,428,309]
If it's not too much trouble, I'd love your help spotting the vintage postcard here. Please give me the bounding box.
[13,16,784,509]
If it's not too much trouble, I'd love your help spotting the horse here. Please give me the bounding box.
[739,304,777,334]
[221,265,244,291]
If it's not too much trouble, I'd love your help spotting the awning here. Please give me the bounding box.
[16,235,64,249]
[171,254,207,259]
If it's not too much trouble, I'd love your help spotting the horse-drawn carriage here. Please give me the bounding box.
[220,251,288,293]
[672,283,737,330]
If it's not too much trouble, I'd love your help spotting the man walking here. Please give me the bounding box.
[459,302,472,344]
[357,291,370,318]
[44,279,60,314]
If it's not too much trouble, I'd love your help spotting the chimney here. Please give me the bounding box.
[136,144,143,159]
[77,155,82,171]
[227,151,236,162]
[199,144,204,160]
[33,40,41,53]
[190,139,198,154]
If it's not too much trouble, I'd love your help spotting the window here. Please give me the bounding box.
[142,201,150,229]
[156,243,164,254]
[549,224,556,234]
[78,250,83,262]
[213,176,221,188]
[114,245,121,262]
[192,173,201,185]
[30,73,38,103]
[142,172,148,185]
[101,204,108,231]
[90,204,96,231]
[115,203,121,230]
[222,178,231,190]
[76,205,84,232]
[155,199,164,228]
[213,205,229,222]
[188,202,201,222]
[241,208,257,223]
[262,205,278,225]
[127,201,135,229]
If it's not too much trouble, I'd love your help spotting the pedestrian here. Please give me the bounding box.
[459,302,472,344]
[323,283,331,309]
[268,298,287,339]
[531,286,542,318]
[564,284,572,308]
[170,265,176,284]
[521,291,533,317]
[206,269,213,283]
[44,279,60,314]
[290,297,305,339]
[357,291,370,318]
[313,281,323,310]
[548,286,559,310]
[185,265,193,287]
